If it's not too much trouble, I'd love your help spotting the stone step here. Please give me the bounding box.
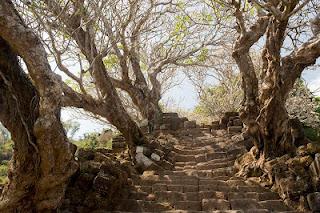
[152,191,200,202]
[199,185,267,193]
[175,152,229,163]
[174,201,202,211]
[202,198,231,211]
[131,175,199,186]
[206,152,228,161]
[175,157,235,168]
[258,200,291,211]
[229,198,262,210]
[196,161,234,170]
[175,162,197,167]
[134,184,199,193]
[173,148,206,155]
[227,191,280,201]
[175,154,196,162]
[114,199,172,212]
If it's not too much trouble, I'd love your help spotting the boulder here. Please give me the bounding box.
[151,153,161,161]
[80,161,101,175]
[77,148,95,162]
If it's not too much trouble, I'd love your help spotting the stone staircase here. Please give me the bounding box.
[112,130,297,212]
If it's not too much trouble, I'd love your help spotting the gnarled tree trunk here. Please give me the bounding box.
[232,2,320,158]
[0,1,78,211]
[0,37,39,212]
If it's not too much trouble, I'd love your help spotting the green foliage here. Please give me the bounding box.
[0,139,12,185]
[196,48,209,63]
[74,132,112,150]
[103,54,119,69]
[171,14,191,41]
[0,163,8,184]
[194,73,242,117]
[75,132,100,149]
[0,163,8,177]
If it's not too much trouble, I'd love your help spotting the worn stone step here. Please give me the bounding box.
[198,180,228,186]
[175,162,197,167]
[128,191,149,200]
[196,161,234,170]
[173,148,206,155]
[199,156,237,165]
[114,199,172,212]
[206,152,228,160]
[237,191,282,200]
[258,200,291,211]
[229,198,261,210]
[202,199,231,211]
[175,154,196,162]
[174,201,202,211]
[161,175,199,181]
[153,191,200,202]
[149,184,199,193]
[132,177,199,186]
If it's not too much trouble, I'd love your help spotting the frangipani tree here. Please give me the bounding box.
[227,0,320,157]
[18,0,227,126]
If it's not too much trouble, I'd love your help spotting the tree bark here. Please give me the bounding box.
[0,1,78,211]
[0,37,39,212]
[232,2,320,158]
